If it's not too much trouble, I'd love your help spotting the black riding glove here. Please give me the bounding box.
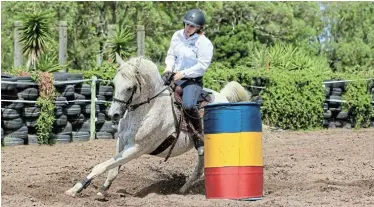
[162,71,175,86]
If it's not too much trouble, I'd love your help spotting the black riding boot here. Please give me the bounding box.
[188,108,204,156]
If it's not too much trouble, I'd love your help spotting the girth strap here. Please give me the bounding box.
[149,135,175,156]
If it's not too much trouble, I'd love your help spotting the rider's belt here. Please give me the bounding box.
[181,76,203,82]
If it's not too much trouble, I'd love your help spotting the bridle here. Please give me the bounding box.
[112,57,170,112]
[112,86,169,112]
[112,86,137,111]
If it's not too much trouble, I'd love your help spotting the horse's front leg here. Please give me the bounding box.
[97,118,128,197]
[65,144,142,197]
[96,137,125,197]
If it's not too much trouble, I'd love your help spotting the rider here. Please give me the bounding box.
[163,9,214,156]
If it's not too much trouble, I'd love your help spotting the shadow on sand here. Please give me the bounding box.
[117,173,205,198]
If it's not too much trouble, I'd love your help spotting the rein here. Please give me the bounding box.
[113,86,169,112]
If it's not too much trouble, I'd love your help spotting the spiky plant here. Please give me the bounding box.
[37,53,62,72]
[19,7,54,69]
[106,24,136,62]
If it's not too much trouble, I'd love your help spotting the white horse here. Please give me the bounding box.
[65,54,250,197]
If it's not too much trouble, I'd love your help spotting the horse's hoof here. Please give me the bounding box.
[97,191,107,198]
[65,189,77,197]
[178,187,188,195]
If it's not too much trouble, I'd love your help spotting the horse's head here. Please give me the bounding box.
[108,53,163,121]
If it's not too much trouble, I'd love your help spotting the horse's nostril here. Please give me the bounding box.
[112,113,120,121]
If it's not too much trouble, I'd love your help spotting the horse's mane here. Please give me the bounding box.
[118,56,163,87]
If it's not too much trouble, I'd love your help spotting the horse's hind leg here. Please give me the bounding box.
[179,154,204,194]
[65,144,142,197]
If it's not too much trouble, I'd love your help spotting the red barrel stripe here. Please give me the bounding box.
[204,166,263,199]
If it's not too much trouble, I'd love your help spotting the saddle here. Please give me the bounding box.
[171,83,212,133]
[149,78,213,160]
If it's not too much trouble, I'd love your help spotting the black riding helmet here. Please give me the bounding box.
[183,9,205,28]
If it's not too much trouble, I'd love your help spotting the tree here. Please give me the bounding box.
[322,2,374,73]
[208,2,326,67]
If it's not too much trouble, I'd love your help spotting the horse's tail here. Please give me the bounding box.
[219,81,251,103]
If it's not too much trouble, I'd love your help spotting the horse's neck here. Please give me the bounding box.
[128,84,166,119]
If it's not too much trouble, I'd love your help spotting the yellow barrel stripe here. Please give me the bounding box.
[204,132,263,168]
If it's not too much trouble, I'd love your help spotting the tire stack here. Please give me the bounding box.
[52,73,117,142]
[248,77,267,105]
[95,83,117,139]
[1,75,38,146]
[52,72,82,143]
[54,75,117,142]
[323,81,352,129]
[1,72,118,147]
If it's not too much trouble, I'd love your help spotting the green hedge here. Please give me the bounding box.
[203,63,374,130]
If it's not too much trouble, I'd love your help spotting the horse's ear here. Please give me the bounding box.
[115,53,125,66]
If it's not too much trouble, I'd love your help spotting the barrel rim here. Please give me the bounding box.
[205,101,260,108]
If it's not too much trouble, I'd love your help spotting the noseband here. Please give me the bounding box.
[112,86,137,111]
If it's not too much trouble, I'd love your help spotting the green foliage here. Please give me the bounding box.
[37,52,68,72]
[212,23,255,67]
[2,66,30,76]
[31,72,57,145]
[205,65,327,130]
[260,70,326,130]
[36,98,56,145]
[203,62,242,91]
[208,2,325,67]
[106,24,136,61]
[246,42,331,72]
[322,2,374,73]
[2,1,373,73]
[205,42,373,130]
[69,61,117,85]
[18,6,55,69]
[332,72,374,129]
[205,43,330,130]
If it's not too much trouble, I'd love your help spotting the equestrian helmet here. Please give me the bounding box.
[183,9,205,27]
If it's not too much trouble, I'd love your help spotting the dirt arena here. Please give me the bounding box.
[2,128,374,207]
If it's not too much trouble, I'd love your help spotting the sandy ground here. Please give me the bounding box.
[2,128,374,207]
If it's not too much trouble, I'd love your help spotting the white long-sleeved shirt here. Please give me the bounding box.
[165,29,214,78]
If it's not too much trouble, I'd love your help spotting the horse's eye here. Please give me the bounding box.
[127,86,133,91]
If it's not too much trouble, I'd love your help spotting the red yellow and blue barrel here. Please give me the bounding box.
[203,102,263,200]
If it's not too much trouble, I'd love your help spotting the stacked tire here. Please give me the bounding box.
[323,81,352,129]
[1,72,118,147]
[1,75,37,146]
[247,77,267,104]
[53,74,117,141]
[95,82,117,139]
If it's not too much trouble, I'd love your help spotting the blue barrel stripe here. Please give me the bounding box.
[204,102,262,134]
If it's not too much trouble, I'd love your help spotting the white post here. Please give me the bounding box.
[14,21,23,67]
[90,76,97,140]
[137,25,145,56]
[59,21,68,71]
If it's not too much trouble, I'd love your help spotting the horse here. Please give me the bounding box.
[65,54,250,197]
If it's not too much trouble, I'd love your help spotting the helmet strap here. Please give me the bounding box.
[184,23,203,37]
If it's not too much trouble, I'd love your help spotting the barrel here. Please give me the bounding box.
[203,102,263,200]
